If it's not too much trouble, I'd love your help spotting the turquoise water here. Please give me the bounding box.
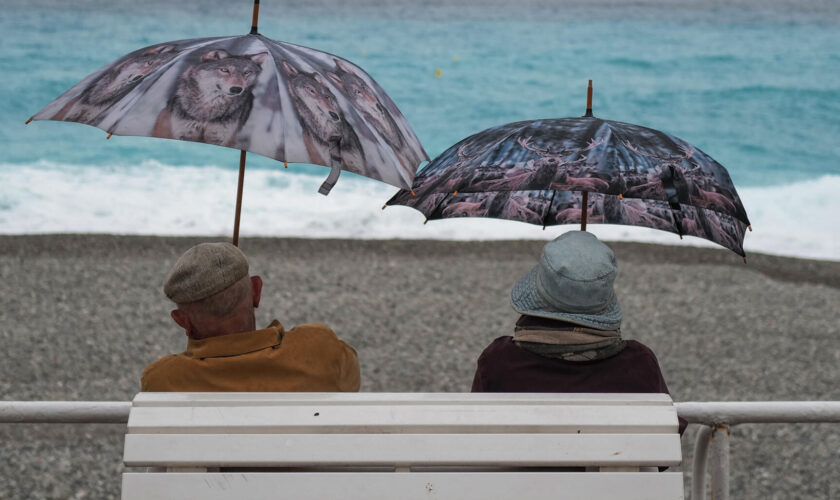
[4,0,840,185]
[1,0,839,258]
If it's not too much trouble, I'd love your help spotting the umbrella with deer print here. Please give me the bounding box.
[386,81,751,257]
[27,0,428,246]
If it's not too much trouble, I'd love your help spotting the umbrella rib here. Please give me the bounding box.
[425,192,451,222]
[602,122,640,200]
[254,36,290,164]
[259,37,337,178]
[541,190,557,229]
[668,202,684,239]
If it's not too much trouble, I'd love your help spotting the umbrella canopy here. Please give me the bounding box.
[387,84,751,256]
[29,34,427,193]
[28,2,428,244]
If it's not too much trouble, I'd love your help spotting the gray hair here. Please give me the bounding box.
[177,275,251,318]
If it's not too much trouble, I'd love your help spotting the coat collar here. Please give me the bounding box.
[184,320,284,359]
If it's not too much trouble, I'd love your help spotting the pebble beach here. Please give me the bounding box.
[1,234,838,499]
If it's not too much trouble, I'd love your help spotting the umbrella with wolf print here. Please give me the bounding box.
[27,1,428,246]
[386,82,751,257]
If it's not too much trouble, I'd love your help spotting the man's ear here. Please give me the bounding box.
[170,309,192,336]
[251,276,263,309]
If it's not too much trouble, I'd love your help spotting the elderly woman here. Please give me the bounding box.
[471,231,680,415]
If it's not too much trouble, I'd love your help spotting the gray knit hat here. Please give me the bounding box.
[163,243,249,304]
[510,231,622,330]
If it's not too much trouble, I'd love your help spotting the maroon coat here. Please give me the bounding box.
[472,336,686,435]
[471,337,671,394]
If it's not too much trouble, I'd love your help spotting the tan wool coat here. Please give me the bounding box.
[141,320,360,392]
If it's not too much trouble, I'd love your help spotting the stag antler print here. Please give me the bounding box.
[621,140,697,169]
[516,136,543,154]
[579,136,608,152]
[517,136,589,169]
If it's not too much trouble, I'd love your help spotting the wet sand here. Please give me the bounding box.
[1,234,838,499]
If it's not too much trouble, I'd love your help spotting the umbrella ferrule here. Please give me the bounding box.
[250,0,260,35]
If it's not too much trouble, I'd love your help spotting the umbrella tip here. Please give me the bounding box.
[743,257,747,264]
[381,204,387,210]
[106,133,113,140]
[25,118,32,125]
[748,225,753,232]
[410,190,416,197]
[585,80,594,117]
[452,191,458,196]
[423,219,429,225]
[250,0,260,35]
[284,161,288,168]
[618,193,623,199]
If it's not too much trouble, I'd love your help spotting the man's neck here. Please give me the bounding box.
[188,315,257,340]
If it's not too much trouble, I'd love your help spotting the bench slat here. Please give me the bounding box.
[127,404,678,434]
[132,392,673,407]
[124,433,681,467]
[122,472,684,500]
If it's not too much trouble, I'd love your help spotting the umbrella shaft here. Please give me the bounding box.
[581,191,588,231]
[233,150,247,247]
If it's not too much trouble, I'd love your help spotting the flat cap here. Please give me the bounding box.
[163,242,249,304]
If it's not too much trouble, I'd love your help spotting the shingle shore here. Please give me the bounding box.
[1,235,838,499]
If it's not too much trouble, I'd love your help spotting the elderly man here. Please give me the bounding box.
[471,231,681,417]
[141,242,360,392]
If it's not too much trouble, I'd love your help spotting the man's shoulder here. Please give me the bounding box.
[287,322,336,334]
[140,354,186,390]
[286,322,339,340]
[284,322,353,350]
[142,354,181,374]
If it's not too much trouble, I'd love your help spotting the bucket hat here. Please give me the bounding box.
[510,231,622,330]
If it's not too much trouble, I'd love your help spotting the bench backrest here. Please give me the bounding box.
[122,392,683,500]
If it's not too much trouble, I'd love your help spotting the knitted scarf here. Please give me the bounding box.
[513,315,625,362]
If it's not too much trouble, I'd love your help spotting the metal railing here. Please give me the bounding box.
[676,402,840,500]
[2,400,839,500]
[0,401,130,423]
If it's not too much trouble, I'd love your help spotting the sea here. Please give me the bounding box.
[2,0,839,261]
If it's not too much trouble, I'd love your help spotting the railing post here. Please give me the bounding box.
[691,425,714,500]
[709,424,730,500]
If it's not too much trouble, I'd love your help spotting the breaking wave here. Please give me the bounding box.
[1,160,837,261]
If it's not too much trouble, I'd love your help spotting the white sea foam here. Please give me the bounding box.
[1,161,838,261]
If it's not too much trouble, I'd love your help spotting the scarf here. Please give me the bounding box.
[513,315,625,362]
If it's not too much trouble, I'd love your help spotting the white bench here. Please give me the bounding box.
[121,392,684,500]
